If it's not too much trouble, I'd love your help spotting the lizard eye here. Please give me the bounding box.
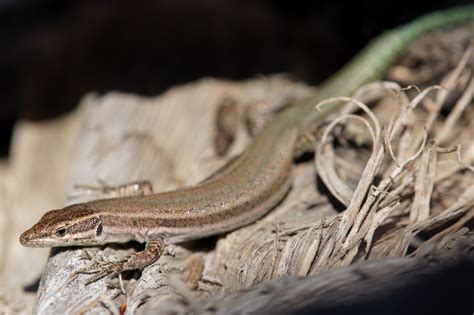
[55,227,68,237]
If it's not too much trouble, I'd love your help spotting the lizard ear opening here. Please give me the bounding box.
[96,223,103,236]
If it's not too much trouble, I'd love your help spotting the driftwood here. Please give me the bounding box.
[181,247,474,315]
[1,24,473,314]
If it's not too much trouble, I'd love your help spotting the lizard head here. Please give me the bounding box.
[20,203,103,247]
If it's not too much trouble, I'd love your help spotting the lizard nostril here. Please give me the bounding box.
[19,232,28,245]
[20,229,35,245]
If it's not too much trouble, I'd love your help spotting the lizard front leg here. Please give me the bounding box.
[78,236,165,284]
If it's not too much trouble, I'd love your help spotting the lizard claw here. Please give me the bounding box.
[71,237,164,285]
[74,251,126,284]
[83,262,125,284]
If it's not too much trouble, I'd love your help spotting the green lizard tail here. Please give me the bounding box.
[274,5,474,130]
[319,5,474,100]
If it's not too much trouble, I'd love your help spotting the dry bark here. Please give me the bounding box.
[1,24,473,315]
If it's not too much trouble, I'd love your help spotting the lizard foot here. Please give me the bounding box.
[74,250,127,284]
[72,237,164,285]
[68,180,153,201]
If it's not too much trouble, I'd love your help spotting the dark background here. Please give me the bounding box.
[0,0,472,157]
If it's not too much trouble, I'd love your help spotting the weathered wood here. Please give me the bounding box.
[2,24,473,315]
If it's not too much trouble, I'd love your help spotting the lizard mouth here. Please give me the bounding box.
[19,229,50,247]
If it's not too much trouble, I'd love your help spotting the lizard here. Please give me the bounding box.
[20,6,474,283]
